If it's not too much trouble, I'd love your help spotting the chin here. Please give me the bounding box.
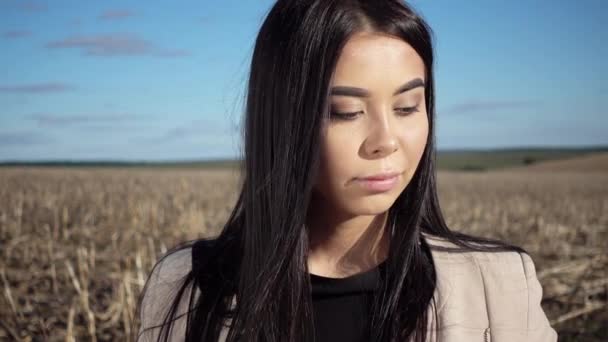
[346,196,398,215]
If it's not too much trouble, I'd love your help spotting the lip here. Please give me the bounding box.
[355,171,402,192]
[357,171,402,181]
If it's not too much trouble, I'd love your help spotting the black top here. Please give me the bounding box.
[309,262,386,342]
[191,239,386,341]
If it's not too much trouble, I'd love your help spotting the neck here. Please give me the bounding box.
[306,199,390,278]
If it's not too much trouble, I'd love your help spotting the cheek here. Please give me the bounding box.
[405,114,429,163]
[318,127,359,187]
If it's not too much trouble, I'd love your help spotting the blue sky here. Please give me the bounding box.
[0,0,606,161]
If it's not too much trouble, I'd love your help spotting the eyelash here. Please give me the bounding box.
[330,106,419,120]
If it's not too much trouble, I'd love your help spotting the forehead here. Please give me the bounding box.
[331,32,425,88]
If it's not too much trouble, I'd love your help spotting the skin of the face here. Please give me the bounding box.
[311,31,429,219]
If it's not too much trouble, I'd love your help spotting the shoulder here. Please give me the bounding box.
[422,233,525,319]
[423,233,526,292]
[141,237,218,306]
[151,247,193,283]
[137,246,195,341]
[143,246,194,304]
[422,233,557,341]
[422,232,529,270]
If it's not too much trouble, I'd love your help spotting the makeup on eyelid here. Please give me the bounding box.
[329,104,420,120]
[329,92,423,114]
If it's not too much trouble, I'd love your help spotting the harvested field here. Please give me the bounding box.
[0,157,606,341]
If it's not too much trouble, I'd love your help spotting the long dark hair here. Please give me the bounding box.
[137,1,527,341]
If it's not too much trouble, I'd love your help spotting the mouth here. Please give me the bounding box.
[354,171,402,192]
[357,171,402,181]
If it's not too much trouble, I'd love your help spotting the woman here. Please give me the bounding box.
[137,0,558,341]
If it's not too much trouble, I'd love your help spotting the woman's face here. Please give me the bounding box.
[312,31,429,216]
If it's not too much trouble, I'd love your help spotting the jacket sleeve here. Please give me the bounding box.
[520,252,558,341]
[137,247,194,342]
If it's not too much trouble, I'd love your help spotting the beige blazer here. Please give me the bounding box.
[138,234,558,341]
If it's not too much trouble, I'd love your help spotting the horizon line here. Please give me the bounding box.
[1,144,606,165]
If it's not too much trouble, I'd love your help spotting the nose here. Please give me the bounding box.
[362,112,398,158]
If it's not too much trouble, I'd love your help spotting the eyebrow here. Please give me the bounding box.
[330,77,425,98]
